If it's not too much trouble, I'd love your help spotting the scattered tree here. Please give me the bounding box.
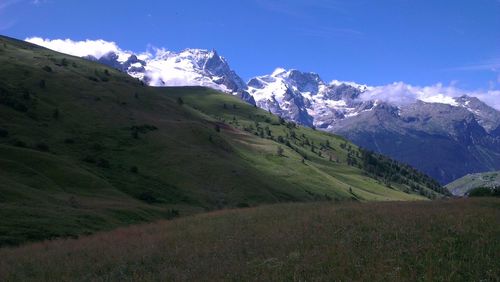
[35,142,49,152]
[277,146,284,156]
[52,108,59,119]
[0,128,8,138]
[97,158,110,168]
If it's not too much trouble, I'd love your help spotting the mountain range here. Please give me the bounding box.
[29,39,500,184]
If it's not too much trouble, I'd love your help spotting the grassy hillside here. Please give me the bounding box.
[1,198,499,281]
[0,35,445,246]
[446,171,500,196]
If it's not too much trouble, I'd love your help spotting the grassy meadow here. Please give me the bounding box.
[0,198,499,281]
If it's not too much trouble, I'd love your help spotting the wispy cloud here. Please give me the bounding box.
[443,58,500,72]
[31,0,50,6]
[0,20,17,31]
[0,0,21,11]
[0,0,22,30]
[255,0,362,39]
[255,0,306,19]
[255,0,350,19]
[295,26,364,39]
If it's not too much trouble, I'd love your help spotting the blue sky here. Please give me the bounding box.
[1,0,500,90]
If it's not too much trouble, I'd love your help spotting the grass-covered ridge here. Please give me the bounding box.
[1,198,498,281]
[446,170,500,196]
[0,35,445,246]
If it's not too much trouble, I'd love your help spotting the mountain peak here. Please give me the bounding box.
[271,67,287,76]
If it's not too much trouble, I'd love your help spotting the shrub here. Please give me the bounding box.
[137,191,158,204]
[35,142,49,152]
[42,66,52,72]
[22,90,31,100]
[131,131,139,139]
[52,108,59,119]
[61,58,69,67]
[97,158,110,168]
[82,155,96,164]
[166,209,180,219]
[130,166,139,174]
[39,80,46,89]
[277,146,284,156]
[11,139,26,148]
[91,143,103,151]
[13,102,28,112]
[131,124,158,134]
[177,97,184,105]
[0,128,8,137]
[215,124,221,132]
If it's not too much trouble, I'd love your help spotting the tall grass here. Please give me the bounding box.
[1,198,499,281]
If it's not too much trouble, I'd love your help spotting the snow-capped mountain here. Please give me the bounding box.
[84,48,255,105]
[83,51,500,184]
[245,68,500,184]
[247,68,372,128]
[28,36,500,184]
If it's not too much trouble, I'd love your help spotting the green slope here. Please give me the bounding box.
[0,35,445,246]
[446,171,500,196]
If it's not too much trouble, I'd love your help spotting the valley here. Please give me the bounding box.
[0,35,444,246]
[29,37,500,185]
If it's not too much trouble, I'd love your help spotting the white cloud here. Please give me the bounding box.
[25,37,130,60]
[360,82,500,110]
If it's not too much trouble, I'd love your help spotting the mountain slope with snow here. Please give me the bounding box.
[98,48,256,105]
[25,37,500,184]
[246,68,500,184]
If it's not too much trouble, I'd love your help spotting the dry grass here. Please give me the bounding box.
[1,198,499,281]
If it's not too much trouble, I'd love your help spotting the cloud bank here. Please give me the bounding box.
[360,82,500,110]
[26,37,131,60]
[24,37,500,111]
